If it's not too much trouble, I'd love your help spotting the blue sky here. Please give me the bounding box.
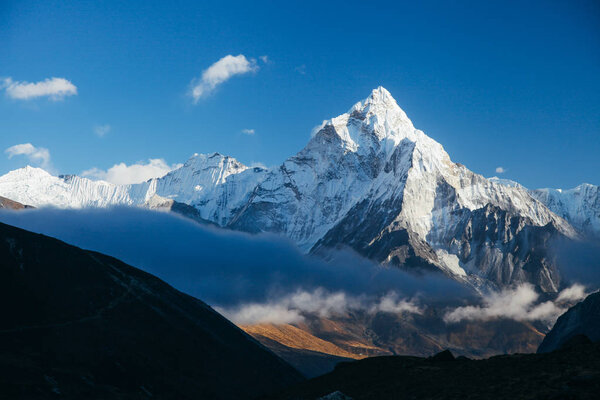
[1,0,598,188]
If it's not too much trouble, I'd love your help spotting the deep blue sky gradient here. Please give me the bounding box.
[1,0,598,188]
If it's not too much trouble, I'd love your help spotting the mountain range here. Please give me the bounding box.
[1,87,598,293]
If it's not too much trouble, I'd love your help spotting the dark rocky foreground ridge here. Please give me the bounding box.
[538,290,600,353]
[0,222,303,399]
[265,341,600,400]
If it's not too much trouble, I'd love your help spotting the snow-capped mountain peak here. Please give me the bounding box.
[2,165,53,181]
[315,86,422,156]
[0,87,596,293]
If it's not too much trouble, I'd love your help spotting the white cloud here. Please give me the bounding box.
[241,128,255,135]
[190,54,258,102]
[310,121,327,138]
[371,291,423,314]
[81,159,182,185]
[495,166,506,174]
[556,283,587,303]
[220,303,304,325]
[218,288,422,325]
[443,284,586,324]
[259,55,269,63]
[5,143,51,169]
[2,77,77,101]
[295,65,307,75]
[94,124,111,137]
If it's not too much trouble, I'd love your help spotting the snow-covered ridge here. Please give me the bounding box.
[530,184,600,239]
[488,179,600,239]
[0,153,267,224]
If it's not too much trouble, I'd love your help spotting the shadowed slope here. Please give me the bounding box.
[538,290,600,353]
[266,343,600,400]
[0,222,302,399]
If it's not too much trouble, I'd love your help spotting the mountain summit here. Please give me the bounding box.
[230,87,576,291]
[0,88,595,292]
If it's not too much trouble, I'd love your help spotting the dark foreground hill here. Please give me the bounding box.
[0,222,302,399]
[538,290,600,353]
[265,341,600,400]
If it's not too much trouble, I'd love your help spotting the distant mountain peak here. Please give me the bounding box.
[4,165,51,179]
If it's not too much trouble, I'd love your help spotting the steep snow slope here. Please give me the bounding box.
[531,184,600,239]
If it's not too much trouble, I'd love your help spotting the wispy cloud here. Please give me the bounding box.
[94,124,111,138]
[81,159,182,185]
[190,54,258,102]
[259,55,269,63]
[295,65,306,75]
[241,128,255,135]
[444,283,587,324]
[310,121,327,138]
[2,77,77,101]
[495,166,506,174]
[218,288,422,325]
[5,143,52,170]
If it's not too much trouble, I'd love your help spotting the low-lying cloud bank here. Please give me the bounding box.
[0,207,593,327]
[0,207,463,311]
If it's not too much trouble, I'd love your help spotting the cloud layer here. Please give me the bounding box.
[444,283,588,324]
[81,159,182,184]
[0,207,467,313]
[5,143,51,169]
[190,55,257,102]
[0,208,592,327]
[2,77,77,100]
